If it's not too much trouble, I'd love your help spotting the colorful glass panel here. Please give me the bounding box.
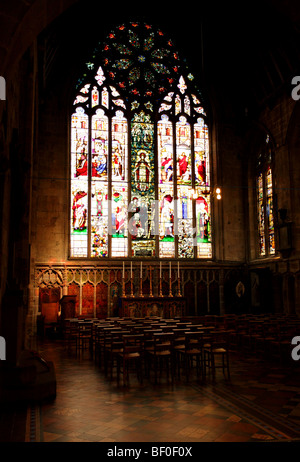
[102,22,180,99]
[159,186,175,258]
[184,95,190,115]
[71,180,88,257]
[176,117,192,185]
[92,87,99,107]
[91,181,108,257]
[130,111,155,257]
[175,94,181,115]
[257,173,266,256]
[158,115,174,257]
[101,87,109,108]
[71,109,89,179]
[266,166,275,255]
[111,110,128,257]
[112,112,128,182]
[111,184,128,257]
[177,186,194,258]
[158,115,173,184]
[71,108,89,257]
[91,110,108,180]
[194,118,209,186]
[256,134,275,258]
[70,22,211,261]
[196,189,212,258]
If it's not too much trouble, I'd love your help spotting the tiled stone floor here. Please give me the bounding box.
[2,339,300,443]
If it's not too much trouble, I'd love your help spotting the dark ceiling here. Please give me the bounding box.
[1,0,300,118]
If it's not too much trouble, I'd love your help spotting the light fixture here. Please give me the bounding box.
[215,186,222,200]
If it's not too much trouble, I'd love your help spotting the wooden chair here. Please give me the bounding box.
[178,331,204,381]
[203,331,230,380]
[94,323,112,365]
[101,327,123,371]
[95,325,121,368]
[77,321,93,355]
[105,330,130,378]
[67,319,79,352]
[172,329,188,378]
[116,334,144,386]
[62,318,71,345]
[146,332,175,384]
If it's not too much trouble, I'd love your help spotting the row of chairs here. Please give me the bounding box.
[63,317,231,386]
[225,315,300,364]
[63,311,300,387]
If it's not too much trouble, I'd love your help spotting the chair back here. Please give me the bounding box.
[210,331,229,349]
[152,332,174,353]
[122,334,144,355]
[184,331,204,351]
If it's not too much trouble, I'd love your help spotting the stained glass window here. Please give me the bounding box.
[256,135,275,257]
[70,22,211,259]
[130,111,156,257]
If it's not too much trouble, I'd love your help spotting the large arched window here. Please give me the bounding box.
[70,22,211,259]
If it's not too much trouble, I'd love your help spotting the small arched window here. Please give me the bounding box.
[70,22,211,259]
[256,134,275,257]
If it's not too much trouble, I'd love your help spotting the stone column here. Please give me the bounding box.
[24,284,40,350]
[1,288,24,365]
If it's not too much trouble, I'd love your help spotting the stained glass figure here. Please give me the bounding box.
[112,111,128,182]
[130,111,155,257]
[71,181,88,257]
[92,110,108,180]
[176,117,192,185]
[196,191,212,258]
[194,118,209,186]
[158,115,173,184]
[91,181,108,257]
[175,94,181,115]
[71,109,89,179]
[177,186,194,259]
[111,185,128,257]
